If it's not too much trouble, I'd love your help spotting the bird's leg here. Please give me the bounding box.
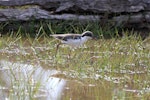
[68,48,72,59]
[55,42,61,57]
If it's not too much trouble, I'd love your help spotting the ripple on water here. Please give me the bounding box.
[0,60,66,100]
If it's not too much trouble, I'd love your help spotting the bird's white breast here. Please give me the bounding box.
[61,36,91,47]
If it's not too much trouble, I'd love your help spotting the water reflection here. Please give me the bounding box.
[0,60,66,100]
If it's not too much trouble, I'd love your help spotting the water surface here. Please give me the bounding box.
[0,37,149,100]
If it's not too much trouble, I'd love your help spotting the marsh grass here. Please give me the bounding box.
[0,21,150,99]
[0,20,120,38]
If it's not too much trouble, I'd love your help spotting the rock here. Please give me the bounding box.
[0,0,148,13]
[0,6,101,22]
[0,0,150,29]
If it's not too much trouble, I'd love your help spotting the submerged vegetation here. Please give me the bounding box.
[0,21,150,100]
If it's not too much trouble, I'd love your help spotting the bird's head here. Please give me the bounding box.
[81,31,94,39]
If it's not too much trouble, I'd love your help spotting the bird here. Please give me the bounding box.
[50,31,94,48]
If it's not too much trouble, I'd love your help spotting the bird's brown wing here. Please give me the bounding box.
[51,34,81,41]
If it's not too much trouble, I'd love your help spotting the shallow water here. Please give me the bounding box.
[0,37,150,100]
[0,60,66,100]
